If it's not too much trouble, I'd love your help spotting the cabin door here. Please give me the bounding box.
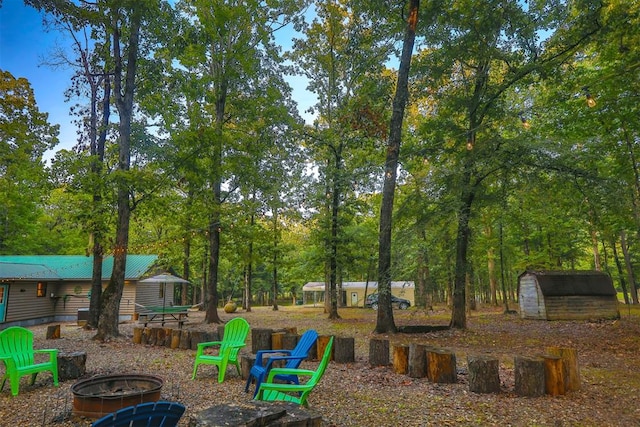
[351,292,358,307]
[0,284,7,322]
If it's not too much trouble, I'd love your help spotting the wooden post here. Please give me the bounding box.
[133,327,143,344]
[408,344,427,378]
[271,332,286,350]
[171,329,181,349]
[467,355,500,393]
[393,345,409,375]
[369,338,389,366]
[514,356,545,397]
[334,337,355,363]
[141,327,151,345]
[317,335,333,361]
[285,327,298,335]
[251,328,273,353]
[241,354,256,381]
[179,330,191,350]
[426,348,456,383]
[46,324,61,340]
[282,334,299,350]
[543,354,565,396]
[546,346,580,391]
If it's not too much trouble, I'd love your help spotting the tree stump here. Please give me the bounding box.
[152,327,165,346]
[317,335,333,361]
[546,346,580,392]
[334,337,355,363]
[369,338,389,366]
[218,325,226,340]
[408,344,427,378]
[393,345,409,375]
[252,328,274,353]
[427,349,456,383]
[57,351,86,381]
[171,329,182,349]
[543,354,565,396]
[190,331,207,350]
[272,332,286,350]
[467,355,500,393]
[179,330,191,350]
[282,334,299,350]
[284,327,298,335]
[46,324,61,340]
[163,328,173,347]
[241,354,256,381]
[133,327,143,344]
[141,328,152,345]
[514,356,545,397]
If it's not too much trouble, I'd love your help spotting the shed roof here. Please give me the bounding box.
[519,270,615,297]
[0,255,158,281]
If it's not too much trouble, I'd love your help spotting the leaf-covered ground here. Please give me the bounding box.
[1,304,639,426]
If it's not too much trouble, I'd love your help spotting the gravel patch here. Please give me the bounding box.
[1,306,639,426]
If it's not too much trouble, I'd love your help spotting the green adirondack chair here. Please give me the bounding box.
[0,326,59,396]
[255,336,333,407]
[191,317,250,383]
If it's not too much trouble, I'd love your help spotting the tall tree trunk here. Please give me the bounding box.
[88,74,110,329]
[95,6,141,341]
[244,210,255,312]
[272,207,279,311]
[375,0,419,334]
[620,230,638,304]
[328,154,341,319]
[416,229,432,309]
[611,237,630,305]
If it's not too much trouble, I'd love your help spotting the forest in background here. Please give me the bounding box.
[1,1,639,333]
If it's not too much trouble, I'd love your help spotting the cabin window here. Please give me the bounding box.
[159,284,164,299]
[37,282,47,297]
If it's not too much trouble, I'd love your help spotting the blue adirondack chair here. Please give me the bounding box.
[92,401,186,427]
[245,329,318,397]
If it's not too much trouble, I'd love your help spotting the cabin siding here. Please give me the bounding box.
[544,296,620,320]
[135,282,176,311]
[5,282,56,324]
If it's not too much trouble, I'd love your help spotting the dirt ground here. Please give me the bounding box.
[1,303,639,426]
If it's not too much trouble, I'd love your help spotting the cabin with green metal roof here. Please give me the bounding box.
[0,255,158,327]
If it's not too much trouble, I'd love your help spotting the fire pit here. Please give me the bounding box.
[71,374,164,419]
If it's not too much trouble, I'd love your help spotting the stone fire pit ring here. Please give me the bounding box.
[71,373,164,419]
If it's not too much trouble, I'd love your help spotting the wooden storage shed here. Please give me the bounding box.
[518,270,620,320]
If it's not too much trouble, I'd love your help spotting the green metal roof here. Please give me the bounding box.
[0,255,158,281]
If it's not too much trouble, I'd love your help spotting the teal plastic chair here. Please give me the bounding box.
[0,326,59,396]
[191,317,250,382]
[92,401,185,427]
[255,336,333,406]
[245,329,318,397]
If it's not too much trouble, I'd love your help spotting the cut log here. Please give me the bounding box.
[317,335,333,361]
[133,327,143,344]
[543,354,565,396]
[393,345,409,375]
[179,330,191,350]
[251,328,274,353]
[171,329,181,349]
[467,355,500,393]
[57,351,87,381]
[426,349,456,383]
[271,332,286,350]
[46,324,61,340]
[282,334,299,350]
[334,337,355,363]
[141,327,152,345]
[408,344,427,378]
[514,356,545,397]
[241,354,256,381]
[284,327,298,335]
[546,346,580,392]
[369,338,389,367]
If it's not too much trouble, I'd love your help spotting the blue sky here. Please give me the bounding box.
[1,1,77,157]
[0,2,315,160]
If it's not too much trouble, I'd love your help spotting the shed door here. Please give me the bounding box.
[0,284,7,322]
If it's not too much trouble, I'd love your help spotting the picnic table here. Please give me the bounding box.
[136,304,191,328]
